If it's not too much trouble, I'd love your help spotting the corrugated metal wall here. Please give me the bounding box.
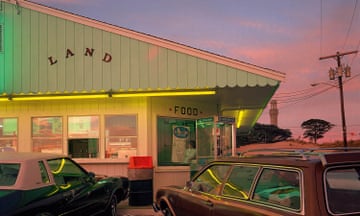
[0,2,278,95]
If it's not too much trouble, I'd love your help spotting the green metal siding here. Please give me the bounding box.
[0,2,279,95]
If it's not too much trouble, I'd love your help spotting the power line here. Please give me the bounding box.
[342,0,358,50]
[320,0,323,56]
[270,72,360,109]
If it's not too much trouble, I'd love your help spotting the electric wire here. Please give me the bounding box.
[270,73,360,110]
[342,0,358,51]
[320,0,323,56]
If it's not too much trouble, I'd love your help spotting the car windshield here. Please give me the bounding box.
[325,166,360,215]
[0,163,20,186]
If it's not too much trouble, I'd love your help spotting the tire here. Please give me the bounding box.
[105,194,118,216]
[162,206,173,216]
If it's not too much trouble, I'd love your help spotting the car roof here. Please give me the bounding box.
[0,152,65,163]
[213,148,360,167]
[0,152,68,190]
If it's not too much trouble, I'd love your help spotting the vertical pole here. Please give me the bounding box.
[319,50,357,147]
[336,54,348,148]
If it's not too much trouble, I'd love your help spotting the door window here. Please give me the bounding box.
[157,117,196,166]
[253,168,301,210]
[191,164,231,195]
[223,165,259,199]
[48,158,88,187]
[325,166,360,214]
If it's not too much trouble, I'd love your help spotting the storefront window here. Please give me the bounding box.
[157,117,196,166]
[0,118,18,152]
[68,116,99,158]
[105,115,137,159]
[32,117,63,154]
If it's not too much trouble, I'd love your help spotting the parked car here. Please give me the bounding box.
[153,148,360,216]
[0,152,129,216]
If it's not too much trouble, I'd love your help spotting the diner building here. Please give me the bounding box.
[0,0,285,192]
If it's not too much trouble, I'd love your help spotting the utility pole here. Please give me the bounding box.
[319,50,358,148]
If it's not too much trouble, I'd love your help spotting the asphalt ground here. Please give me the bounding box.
[117,199,162,216]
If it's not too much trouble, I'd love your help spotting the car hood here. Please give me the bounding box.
[95,175,129,187]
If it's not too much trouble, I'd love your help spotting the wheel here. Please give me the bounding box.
[105,194,118,216]
[161,205,173,216]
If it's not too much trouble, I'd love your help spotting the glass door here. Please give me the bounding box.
[196,116,235,165]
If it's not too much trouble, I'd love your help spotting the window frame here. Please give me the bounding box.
[157,116,196,166]
[31,116,63,154]
[324,165,360,215]
[104,114,138,159]
[252,167,302,212]
[0,117,18,152]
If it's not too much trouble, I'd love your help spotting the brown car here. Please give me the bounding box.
[153,148,360,216]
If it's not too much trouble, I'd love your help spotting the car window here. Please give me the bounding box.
[253,168,300,211]
[38,161,50,183]
[191,164,231,195]
[48,158,88,187]
[325,166,360,215]
[0,163,20,186]
[223,165,259,199]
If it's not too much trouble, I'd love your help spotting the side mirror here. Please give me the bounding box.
[87,172,96,183]
[186,181,193,191]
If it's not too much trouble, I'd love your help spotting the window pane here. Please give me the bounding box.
[38,161,50,183]
[68,116,99,138]
[0,163,20,186]
[105,115,137,159]
[48,158,87,188]
[0,118,18,152]
[68,116,99,158]
[253,169,300,210]
[191,164,231,195]
[32,117,63,154]
[223,165,259,199]
[326,167,360,214]
[157,117,196,166]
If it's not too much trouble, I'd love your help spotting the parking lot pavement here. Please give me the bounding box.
[117,200,162,216]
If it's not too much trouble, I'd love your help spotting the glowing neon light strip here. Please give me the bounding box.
[51,159,66,174]
[112,91,216,98]
[236,110,245,128]
[0,90,216,101]
[11,94,108,101]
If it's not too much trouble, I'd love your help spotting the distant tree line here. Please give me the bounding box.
[237,118,334,146]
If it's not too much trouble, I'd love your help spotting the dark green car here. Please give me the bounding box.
[0,152,129,216]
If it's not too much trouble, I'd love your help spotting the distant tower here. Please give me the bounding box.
[269,100,278,126]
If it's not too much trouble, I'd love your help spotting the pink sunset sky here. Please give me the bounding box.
[29,0,360,143]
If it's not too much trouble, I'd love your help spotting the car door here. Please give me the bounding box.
[212,166,302,216]
[211,165,261,216]
[48,158,104,215]
[175,164,231,216]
